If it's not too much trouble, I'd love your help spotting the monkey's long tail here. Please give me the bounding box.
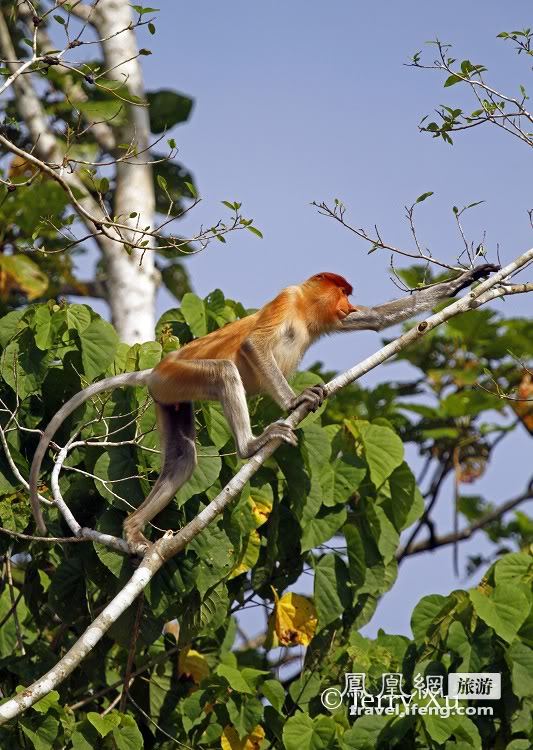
[29,369,153,534]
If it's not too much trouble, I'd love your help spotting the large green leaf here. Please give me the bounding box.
[470,584,530,643]
[176,445,221,505]
[352,422,404,488]
[282,713,337,750]
[147,89,194,133]
[314,553,350,627]
[180,292,207,337]
[508,640,533,698]
[411,594,447,642]
[19,715,60,750]
[94,448,144,510]
[79,317,119,380]
[301,505,347,552]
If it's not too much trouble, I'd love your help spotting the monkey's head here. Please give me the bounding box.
[305,272,358,329]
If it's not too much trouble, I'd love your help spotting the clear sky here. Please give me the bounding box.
[137,1,532,637]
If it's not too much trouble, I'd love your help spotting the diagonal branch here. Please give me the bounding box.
[0,249,532,721]
[399,483,533,558]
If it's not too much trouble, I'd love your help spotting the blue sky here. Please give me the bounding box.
[139,1,532,637]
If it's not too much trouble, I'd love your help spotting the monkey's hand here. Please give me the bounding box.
[242,420,298,457]
[450,263,501,296]
[289,385,327,413]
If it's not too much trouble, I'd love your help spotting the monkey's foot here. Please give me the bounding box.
[123,527,151,556]
[245,421,298,455]
[290,385,327,412]
[266,421,298,448]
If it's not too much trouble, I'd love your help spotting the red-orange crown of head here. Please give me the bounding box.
[310,272,353,296]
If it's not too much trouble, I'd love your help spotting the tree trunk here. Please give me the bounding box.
[93,0,158,343]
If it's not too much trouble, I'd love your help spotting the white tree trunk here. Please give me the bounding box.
[93,0,158,343]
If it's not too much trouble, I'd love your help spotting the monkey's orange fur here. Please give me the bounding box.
[156,273,357,395]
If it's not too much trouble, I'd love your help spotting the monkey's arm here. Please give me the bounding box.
[241,339,296,408]
[241,338,326,412]
[29,369,152,534]
[340,264,499,332]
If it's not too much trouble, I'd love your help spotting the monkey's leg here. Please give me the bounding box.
[149,358,298,459]
[123,401,196,555]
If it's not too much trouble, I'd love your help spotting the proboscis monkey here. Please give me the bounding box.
[29,264,498,553]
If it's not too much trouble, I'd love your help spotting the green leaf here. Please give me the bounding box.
[33,691,60,714]
[180,292,207,337]
[153,157,195,215]
[301,505,347,552]
[245,224,263,239]
[345,523,366,588]
[494,552,532,586]
[64,304,92,335]
[452,713,482,749]
[415,191,434,203]
[79,317,119,380]
[176,446,221,505]
[470,584,530,643]
[342,715,391,749]
[94,448,144,510]
[76,99,124,123]
[0,309,25,347]
[283,714,337,750]
[358,423,404,488]
[379,461,421,531]
[411,594,447,642]
[314,553,350,626]
[421,713,454,745]
[261,679,285,713]
[87,711,120,737]
[112,713,144,749]
[216,664,254,694]
[19,714,60,750]
[444,74,463,86]
[227,694,263,737]
[130,4,159,15]
[508,640,533,698]
[202,402,232,449]
[147,89,194,133]
[184,181,197,198]
[161,263,191,301]
[0,590,19,656]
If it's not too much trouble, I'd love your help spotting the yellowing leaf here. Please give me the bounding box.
[221,724,265,750]
[0,255,48,301]
[250,490,273,527]
[272,590,317,646]
[229,529,261,579]
[178,647,209,684]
